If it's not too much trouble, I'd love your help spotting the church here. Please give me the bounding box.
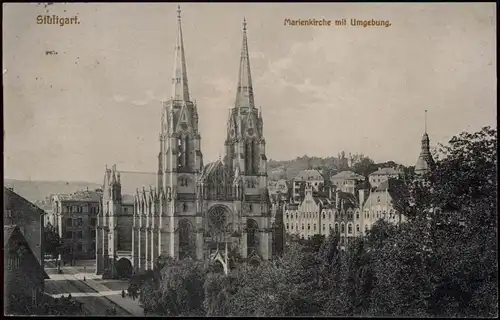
[96,7,284,277]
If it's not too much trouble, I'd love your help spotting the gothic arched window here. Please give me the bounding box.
[335,223,339,233]
[348,223,353,234]
[179,220,195,259]
[341,223,345,234]
[247,219,258,255]
[209,207,226,231]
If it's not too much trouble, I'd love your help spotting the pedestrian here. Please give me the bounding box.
[121,290,125,298]
[83,276,86,281]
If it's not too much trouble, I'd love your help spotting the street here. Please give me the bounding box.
[44,261,130,316]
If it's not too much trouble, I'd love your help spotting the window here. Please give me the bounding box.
[329,224,332,230]
[323,224,325,231]
[356,224,360,232]
[313,224,316,231]
[91,230,96,238]
[66,218,72,227]
[335,223,339,233]
[329,212,331,219]
[65,231,72,239]
[249,204,253,212]
[286,213,289,220]
[124,207,128,213]
[77,231,83,239]
[301,224,304,230]
[323,212,325,219]
[307,224,311,230]
[8,257,20,271]
[291,224,294,230]
[77,218,83,226]
[348,224,353,234]
[286,223,289,230]
[356,212,359,219]
[76,243,83,252]
[341,223,345,234]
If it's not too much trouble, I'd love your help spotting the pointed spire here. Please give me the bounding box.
[171,5,190,101]
[424,109,427,133]
[234,18,255,110]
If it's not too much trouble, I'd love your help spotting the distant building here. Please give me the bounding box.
[4,225,49,314]
[284,182,365,248]
[4,187,45,267]
[330,170,365,195]
[368,167,402,189]
[51,189,102,259]
[362,179,406,234]
[292,169,324,204]
[268,179,288,196]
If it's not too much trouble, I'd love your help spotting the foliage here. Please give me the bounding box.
[135,127,497,318]
[43,223,61,257]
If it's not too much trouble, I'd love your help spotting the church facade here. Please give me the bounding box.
[96,8,284,277]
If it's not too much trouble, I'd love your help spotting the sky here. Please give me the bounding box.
[3,2,497,183]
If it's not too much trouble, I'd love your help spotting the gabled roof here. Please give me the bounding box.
[330,170,365,181]
[4,187,45,216]
[4,225,49,279]
[293,169,323,182]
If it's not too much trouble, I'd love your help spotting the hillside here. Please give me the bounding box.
[4,179,102,203]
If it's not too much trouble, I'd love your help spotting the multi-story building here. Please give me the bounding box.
[291,169,324,204]
[4,187,45,267]
[4,225,48,314]
[368,167,402,189]
[51,189,102,260]
[284,182,366,248]
[97,9,283,278]
[330,170,366,195]
[268,179,288,197]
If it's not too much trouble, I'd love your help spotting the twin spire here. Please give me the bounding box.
[170,8,255,111]
[171,5,190,102]
[235,18,255,110]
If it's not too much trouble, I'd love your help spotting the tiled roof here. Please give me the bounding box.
[313,197,334,207]
[330,170,365,181]
[369,167,401,176]
[293,169,323,181]
[117,171,157,196]
[64,190,102,202]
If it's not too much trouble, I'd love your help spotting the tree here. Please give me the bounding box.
[353,157,378,178]
[43,224,61,258]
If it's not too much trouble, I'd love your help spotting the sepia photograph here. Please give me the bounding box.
[3,2,497,317]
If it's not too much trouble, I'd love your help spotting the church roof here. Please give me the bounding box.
[331,170,365,181]
[117,171,157,195]
[293,169,323,182]
[122,194,135,205]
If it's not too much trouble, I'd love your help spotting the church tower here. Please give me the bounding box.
[158,6,203,197]
[415,110,435,176]
[225,19,267,187]
[157,6,203,259]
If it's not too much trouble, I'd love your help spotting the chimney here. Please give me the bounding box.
[359,189,365,210]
